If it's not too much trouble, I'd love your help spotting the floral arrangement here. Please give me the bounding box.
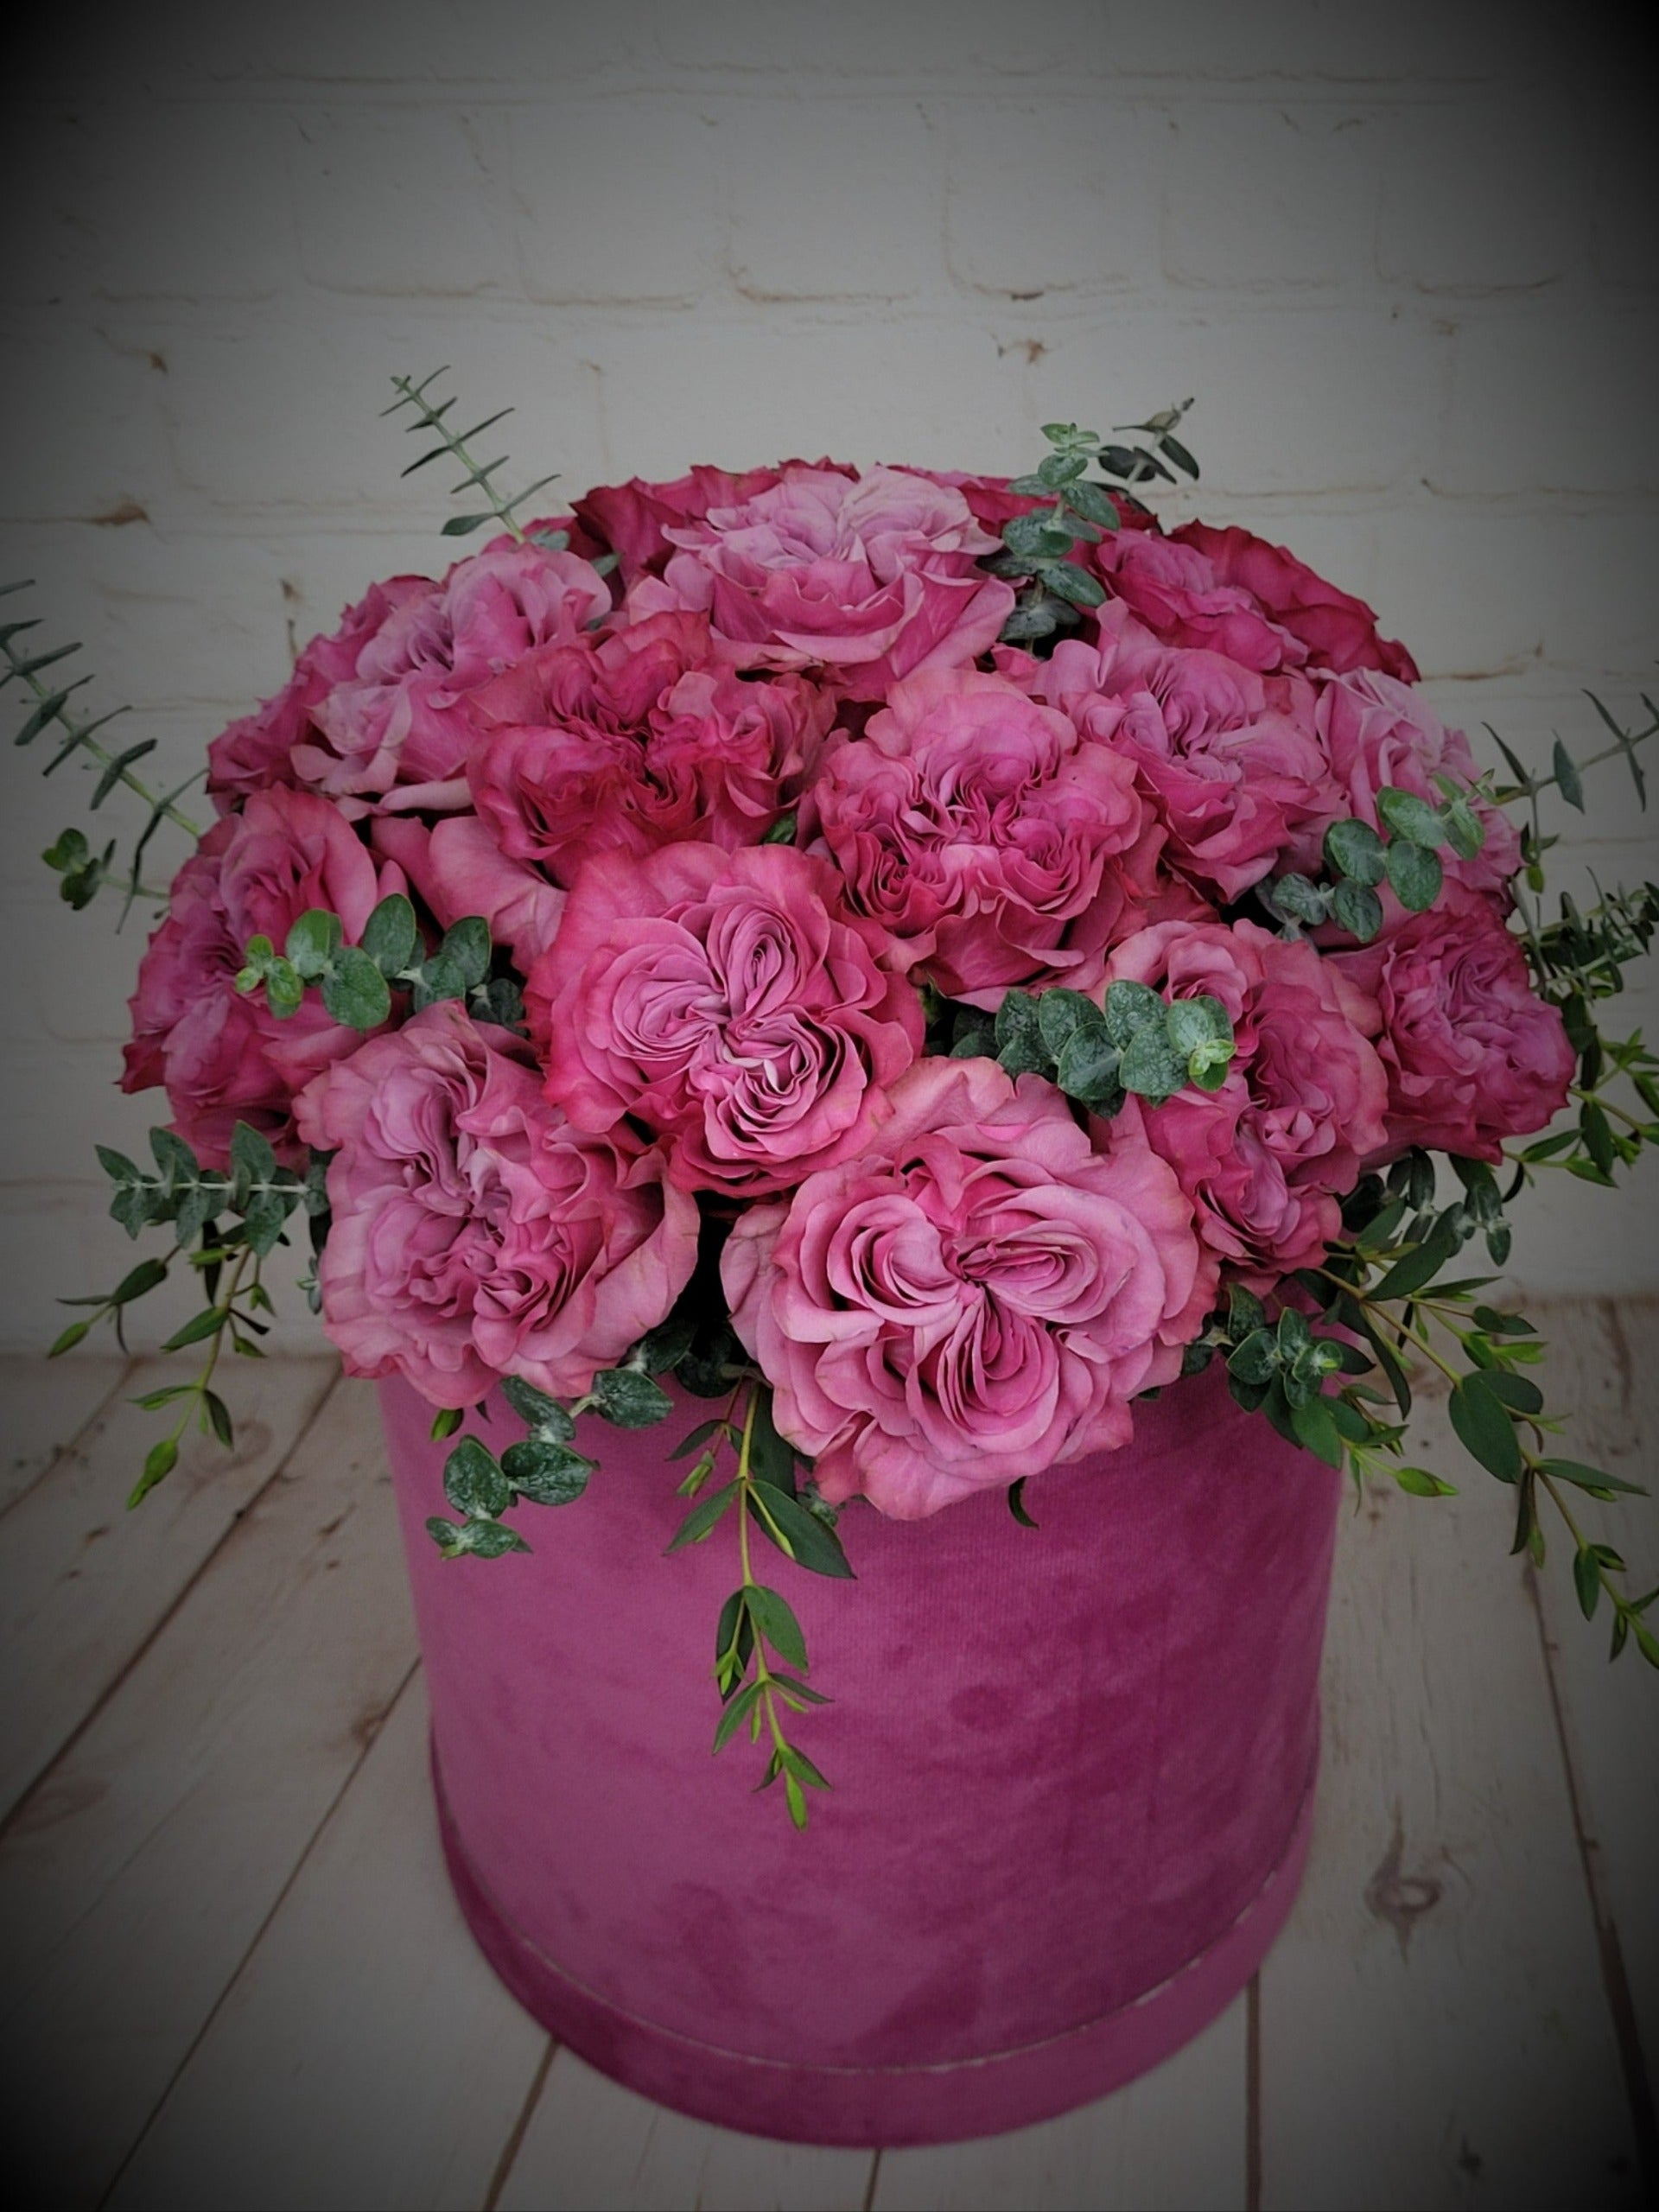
[9,380,1657,1829]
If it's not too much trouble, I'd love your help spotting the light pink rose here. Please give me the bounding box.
[290,540,613,814]
[122,787,404,1166]
[295,1001,697,1408]
[721,1057,1213,1520]
[1309,668,1520,901]
[206,576,433,809]
[807,663,1197,1006]
[656,464,1016,702]
[526,842,921,1197]
[1173,523,1419,681]
[1104,918,1389,1288]
[1329,883,1573,1164]
[1023,607,1336,903]
[574,464,845,584]
[372,813,565,973]
[465,608,832,878]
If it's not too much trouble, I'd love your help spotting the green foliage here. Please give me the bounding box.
[1267,791,1478,944]
[967,980,1236,1112]
[3,581,203,923]
[238,897,524,1036]
[385,368,567,546]
[991,405,1199,648]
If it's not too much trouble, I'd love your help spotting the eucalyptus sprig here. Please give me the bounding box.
[52,1122,327,1506]
[990,404,1199,648]
[385,367,569,548]
[1266,785,1484,945]
[3,580,203,921]
[236,896,524,1033]
[667,1379,849,1830]
[948,980,1236,1114]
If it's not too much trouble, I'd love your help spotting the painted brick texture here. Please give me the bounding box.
[1,0,1655,1347]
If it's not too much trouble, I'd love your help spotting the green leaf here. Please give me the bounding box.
[1159,431,1200,478]
[1038,451,1087,487]
[446,1516,532,1557]
[500,1436,594,1506]
[1228,1328,1280,1387]
[285,907,343,981]
[1394,1465,1458,1497]
[1552,738,1586,812]
[1102,979,1166,1050]
[784,1770,809,1827]
[746,1585,810,1671]
[1440,795,1485,861]
[1479,1370,1544,1416]
[993,989,1050,1077]
[1473,1306,1535,1337]
[1580,1099,1616,1177]
[500,1375,575,1440]
[1036,988,1096,1059]
[748,1483,855,1579]
[1376,786,1446,849]
[88,737,157,808]
[1573,1546,1601,1619]
[1034,561,1106,609]
[1289,1393,1345,1467]
[1055,1020,1122,1109]
[1165,995,1231,1056]
[1330,879,1384,943]
[48,1318,92,1357]
[1061,479,1118,528]
[630,1306,699,1376]
[1007,1477,1039,1529]
[442,1435,512,1519]
[712,1678,764,1754]
[671,1416,729,1461]
[264,958,305,1018]
[203,1389,235,1447]
[438,916,493,991]
[95,1144,143,1186]
[1384,839,1444,913]
[665,1479,740,1553]
[230,1121,277,1195]
[150,1125,200,1187]
[429,1407,465,1441]
[1449,1374,1523,1482]
[1227,1286,1267,1343]
[1540,1458,1647,1496]
[1267,873,1331,927]
[360,893,418,978]
[161,1306,227,1352]
[1324,818,1388,887]
[1371,1217,1459,1300]
[748,1387,797,1492]
[129,1433,180,1508]
[440,513,493,537]
[321,945,392,1031]
[1118,1023,1188,1103]
[111,1256,168,1306]
[592,1366,672,1427]
[1357,1319,1413,1417]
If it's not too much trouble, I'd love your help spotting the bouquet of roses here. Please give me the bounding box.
[10,379,1656,1827]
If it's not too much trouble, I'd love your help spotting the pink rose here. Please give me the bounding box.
[372,813,565,973]
[526,842,921,1197]
[465,609,832,878]
[1104,918,1389,1288]
[721,1057,1212,1520]
[206,576,433,809]
[1310,668,1520,901]
[290,540,613,814]
[295,1001,697,1408]
[1173,523,1419,681]
[656,464,1015,702]
[1024,607,1336,903]
[122,787,403,1166]
[1090,531,1302,673]
[1329,884,1573,1164]
[807,663,1194,1006]
[574,464,836,584]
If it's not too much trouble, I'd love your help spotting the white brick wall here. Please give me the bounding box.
[1,0,1655,1351]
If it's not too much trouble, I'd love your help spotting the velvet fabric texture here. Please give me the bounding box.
[378,1357,1340,2145]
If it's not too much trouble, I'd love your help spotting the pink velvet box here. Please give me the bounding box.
[379,1356,1340,2146]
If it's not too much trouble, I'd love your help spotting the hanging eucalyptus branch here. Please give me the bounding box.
[1,579,203,920]
[385,367,570,548]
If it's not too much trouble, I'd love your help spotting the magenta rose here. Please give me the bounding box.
[721,1056,1212,1520]
[1310,668,1520,901]
[372,813,565,974]
[526,842,921,1197]
[574,464,819,584]
[465,608,832,878]
[1090,530,1303,673]
[654,464,1016,702]
[123,787,404,1166]
[1173,523,1419,681]
[1023,607,1336,903]
[1104,918,1389,1288]
[295,1001,696,1408]
[1329,883,1573,1164]
[286,540,613,814]
[807,663,1196,1005]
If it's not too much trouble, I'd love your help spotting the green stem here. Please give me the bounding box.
[387,375,530,543]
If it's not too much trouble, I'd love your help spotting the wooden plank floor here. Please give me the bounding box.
[0,1300,1654,2212]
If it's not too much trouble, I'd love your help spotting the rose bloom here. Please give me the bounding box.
[1173,523,1419,681]
[295,1001,698,1408]
[808,662,1197,1006]
[372,813,565,974]
[465,608,832,879]
[123,787,404,1166]
[574,463,846,584]
[1023,607,1335,904]
[1311,667,1520,901]
[276,539,613,814]
[722,1056,1213,1520]
[1330,883,1573,1164]
[1104,918,1389,1288]
[527,842,921,1197]
[652,464,1016,702]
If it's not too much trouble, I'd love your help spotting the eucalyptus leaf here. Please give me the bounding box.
[500,1436,593,1506]
[321,945,392,1032]
[285,908,343,981]
[1384,838,1444,913]
[1330,879,1384,943]
[443,1435,512,1519]
[1376,786,1446,849]
[360,892,418,978]
[592,1366,673,1427]
[1323,818,1388,887]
